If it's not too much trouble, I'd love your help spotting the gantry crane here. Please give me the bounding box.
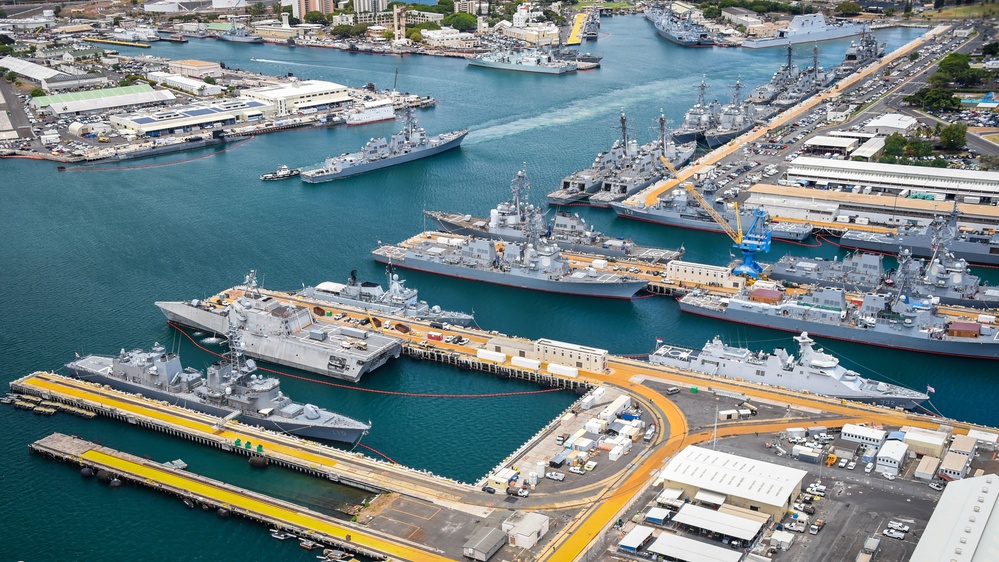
[659,156,771,278]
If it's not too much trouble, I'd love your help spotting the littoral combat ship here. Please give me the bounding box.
[156,271,403,383]
[298,266,474,325]
[427,168,684,262]
[372,221,649,298]
[65,334,370,444]
[650,332,929,409]
[467,47,577,74]
[300,108,467,183]
[678,282,999,360]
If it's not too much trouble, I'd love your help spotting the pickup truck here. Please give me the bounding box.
[545,472,565,482]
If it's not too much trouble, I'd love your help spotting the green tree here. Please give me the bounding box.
[980,154,999,171]
[29,88,45,97]
[382,30,394,40]
[984,42,999,57]
[330,24,354,37]
[247,2,266,16]
[0,9,6,17]
[883,133,907,157]
[905,138,933,158]
[903,1,913,15]
[939,123,967,151]
[702,6,721,18]
[119,78,134,87]
[408,29,423,42]
[836,2,863,16]
[909,51,920,61]
[350,23,370,36]
[442,12,477,32]
[304,11,328,24]
[4,70,15,82]
[884,7,896,16]
[203,76,216,85]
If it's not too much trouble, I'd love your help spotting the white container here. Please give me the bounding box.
[476,349,507,363]
[511,356,541,370]
[609,445,624,462]
[592,259,608,269]
[547,363,579,378]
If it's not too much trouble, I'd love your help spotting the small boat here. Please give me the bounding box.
[57,166,66,171]
[260,164,301,181]
[300,539,320,550]
[270,529,292,540]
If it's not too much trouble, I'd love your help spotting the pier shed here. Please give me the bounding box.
[646,532,744,562]
[463,527,506,561]
[501,512,549,549]
[876,440,908,476]
[619,525,655,553]
[672,503,765,545]
[903,427,947,458]
[803,135,859,156]
[535,339,608,373]
[910,475,999,561]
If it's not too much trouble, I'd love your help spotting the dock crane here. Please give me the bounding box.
[658,156,771,278]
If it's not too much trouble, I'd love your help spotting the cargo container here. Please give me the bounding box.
[548,363,579,378]
[719,409,739,421]
[476,349,507,363]
[511,356,542,370]
[427,332,443,341]
[609,445,625,462]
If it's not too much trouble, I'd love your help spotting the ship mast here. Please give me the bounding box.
[696,76,707,107]
[812,45,820,81]
[510,166,529,223]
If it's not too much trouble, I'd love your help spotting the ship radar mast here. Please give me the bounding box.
[510,165,530,223]
[696,76,707,107]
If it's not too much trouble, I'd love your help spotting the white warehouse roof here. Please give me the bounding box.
[843,423,887,442]
[241,79,347,100]
[660,446,807,509]
[788,157,999,197]
[910,474,999,562]
[647,532,744,562]
[803,136,858,149]
[0,55,67,80]
[673,503,764,541]
[865,113,918,130]
[878,440,908,461]
[619,525,655,550]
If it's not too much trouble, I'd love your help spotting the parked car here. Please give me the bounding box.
[887,521,910,532]
[865,463,874,473]
[838,458,849,468]
[482,486,496,494]
[546,472,565,482]
[882,472,896,481]
[847,462,857,471]
[928,481,945,491]
[569,466,585,475]
[882,528,906,540]
[517,488,530,498]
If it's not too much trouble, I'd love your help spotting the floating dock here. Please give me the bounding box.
[30,433,448,562]
[566,13,586,45]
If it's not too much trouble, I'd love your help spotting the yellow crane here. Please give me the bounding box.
[659,155,743,244]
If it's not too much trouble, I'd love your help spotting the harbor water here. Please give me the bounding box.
[1,17,993,560]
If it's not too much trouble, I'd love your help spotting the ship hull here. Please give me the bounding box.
[301,132,467,183]
[467,59,576,74]
[217,35,264,43]
[704,124,754,148]
[677,299,999,360]
[155,301,402,383]
[671,130,703,144]
[741,25,866,48]
[372,255,647,298]
[612,203,812,241]
[65,367,367,443]
[837,233,999,267]
[655,29,716,47]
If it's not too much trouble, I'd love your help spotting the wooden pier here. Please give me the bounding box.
[29,433,447,562]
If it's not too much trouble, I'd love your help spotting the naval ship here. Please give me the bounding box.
[467,47,578,74]
[611,186,814,241]
[297,267,474,325]
[770,46,836,108]
[582,4,600,41]
[835,29,886,77]
[547,112,695,206]
[156,271,403,383]
[652,1,718,47]
[742,13,865,49]
[678,282,999,360]
[650,332,929,409]
[768,245,999,309]
[838,204,999,267]
[427,168,684,261]
[66,335,370,443]
[301,108,467,183]
[747,46,803,104]
[673,78,722,143]
[372,224,649,299]
[702,81,777,148]
[216,19,264,43]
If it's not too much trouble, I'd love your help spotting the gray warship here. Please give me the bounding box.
[650,332,929,409]
[427,168,684,262]
[300,108,467,183]
[673,78,721,143]
[547,111,695,206]
[611,185,814,241]
[838,203,999,267]
[372,223,649,299]
[835,29,886,77]
[703,81,777,148]
[297,267,474,325]
[652,1,719,47]
[678,282,999,360]
[467,48,578,74]
[156,271,403,383]
[65,335,370,443]
[768,245,999,309]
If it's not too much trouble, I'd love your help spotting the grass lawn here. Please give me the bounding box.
[921,4,999,19]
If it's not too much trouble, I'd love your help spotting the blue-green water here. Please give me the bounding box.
[2,18,992,560]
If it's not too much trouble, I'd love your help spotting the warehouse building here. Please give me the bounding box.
[671,503,766,547]
[462,527,506,561]
[910,474,999,561]
[665,260,746,290]
[862,113,918,136]
[240,80,351,115]
[903,427,948,458]
[951,434,979,457]
[876,440,908,476]
[939,451,971,480]
[967,429,998,451]
[657,445,807,520]
[501,512,549,549]
[914,456,940,480]
[618,525,655,553]
[30,84,176,116]
[848,137,886,162]
[646,532,744,562]
[167,59,223,79]
[148,72,224,96]
[802,135,859,156]
[111,99,273,137]
[841,424,886,447]
[786,156,999,203]
[535,339,608,372]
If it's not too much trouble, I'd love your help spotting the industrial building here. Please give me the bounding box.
[914,455,940,480]
[535,339,608,372]
[110,99,273,137]
[147,72,224,96]
[657,445,807,520]
[239,80,351,115]
[501,512,549,549]
[875,440,908,476]
[665,260,746,290]
[966,429,999,451]
[952,434,979,457]
[30,84,176,116]
[861,113,918,136]
[646,532,744,562]
[671,503,766,546]
[802,135,858,156]
[167,59,223,79]
[462,527,506,561]
[786,157,999,203]
[903,427,948,458]
[841,424,886,447]
[619,525,655,553]
[910,474,999,561]
[848,137,886,161]
[939,451,971,480]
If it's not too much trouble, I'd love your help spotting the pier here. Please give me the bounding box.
[84,37,151,48]
[29,433,445,562]
[566,13,587,45]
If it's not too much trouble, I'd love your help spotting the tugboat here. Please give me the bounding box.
[260,164,301,181]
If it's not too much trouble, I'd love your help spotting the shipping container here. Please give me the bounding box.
[511,356,542,370]
[476,349,507,363]
[548,363,579,378]
[427,332,443,341]
[718,409,739,421]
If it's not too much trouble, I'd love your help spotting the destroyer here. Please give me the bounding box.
[467,48,577,74]
[298,267,474,325]
[428,168,684,261]
[372,228,649,299]
[216,17,264,43]
[673,78,721,144]
[650,332,929,409]
[300,108,467,183]
[652,1,718,47]
[835,29,885,76]
[65,335,370,444]
[703,81,776,148]
[155,271,403,383]
[741,13,865,49]
[612,186,813,241]
[839,203,999,267]
[678,283,999,360]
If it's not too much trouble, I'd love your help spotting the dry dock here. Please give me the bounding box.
[29,433,446,561]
